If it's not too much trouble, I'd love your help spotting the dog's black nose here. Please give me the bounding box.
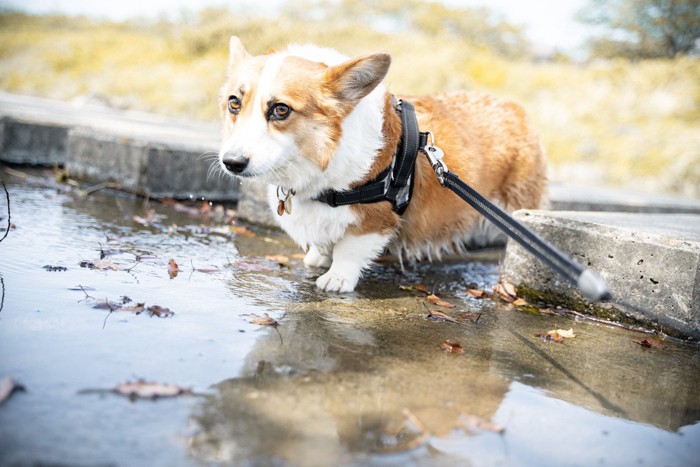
[222,153,249,174]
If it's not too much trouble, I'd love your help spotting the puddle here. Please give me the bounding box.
[1,167,699,466]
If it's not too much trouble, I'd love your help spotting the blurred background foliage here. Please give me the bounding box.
[0,0,698,196]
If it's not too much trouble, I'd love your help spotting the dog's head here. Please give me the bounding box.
[218,37,390,190]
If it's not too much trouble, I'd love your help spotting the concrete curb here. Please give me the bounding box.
[1,92,239,201]
[502,210,700,339]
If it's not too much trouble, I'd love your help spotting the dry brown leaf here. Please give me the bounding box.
[81,259,121,271]
[290,253,306,260]
[426,310,457,323]
[466,288,485,298]
[167,258,179,278]
[493,280,518,302]
[265,254,289,263]
[426,294,456,308]
[148,305,174,318]
[512,298,529,307]
[632,338,664,349]
[230,225,256,237]
[249,313,278,326]
[413,284,430,295]
[0,377,26,405]
[441,340,464,353]
[462,414,505,434]
[535,332,564,343]
[549,328,576,339]
[114,380,191,399]
[501,281,517,297]
[119,303,145,314]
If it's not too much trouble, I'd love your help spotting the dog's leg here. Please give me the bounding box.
[303,244,332,269]
[316,233,390,292]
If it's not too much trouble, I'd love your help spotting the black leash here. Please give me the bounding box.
[422,136,611,302]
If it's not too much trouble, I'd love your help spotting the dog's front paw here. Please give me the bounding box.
[303,246,332,269]
[316,270,358,293]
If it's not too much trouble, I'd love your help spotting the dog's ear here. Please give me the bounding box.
[229,36,250,67]
[323,53,391,103]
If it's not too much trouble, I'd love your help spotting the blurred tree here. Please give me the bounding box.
[578,0,700,58]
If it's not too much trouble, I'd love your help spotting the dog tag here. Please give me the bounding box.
[284,195,292,215]
[277,200,285,216]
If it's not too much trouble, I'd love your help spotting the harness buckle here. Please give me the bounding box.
[423,132,448,186]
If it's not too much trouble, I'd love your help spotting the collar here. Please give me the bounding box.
[313,97,427,215]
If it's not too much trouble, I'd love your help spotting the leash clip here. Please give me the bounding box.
[423,132,447,186]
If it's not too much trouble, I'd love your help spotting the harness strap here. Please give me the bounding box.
[314,98,424,214]
[314,167,391,207]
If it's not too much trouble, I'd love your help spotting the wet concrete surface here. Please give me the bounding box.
[1,167,699,466]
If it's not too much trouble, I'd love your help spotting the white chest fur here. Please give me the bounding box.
[267,186,358,250]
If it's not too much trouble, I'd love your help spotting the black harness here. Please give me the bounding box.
[314,98,427,215]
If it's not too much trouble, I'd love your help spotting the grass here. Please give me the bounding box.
[0,9,698,197]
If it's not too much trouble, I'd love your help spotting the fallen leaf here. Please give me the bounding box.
[148,305,174,318]
[426,294,456,308]
[413,284,430,295]
[114,380,191,400]
[549,328,576,339]
[466,288,485,298]
[535,332,564,343]
[230,225,256,237]
[493,280,517,302]
[458,311,482,323]
[168,258,179,278]
[265,254,289,263]
[132,209,156,226]
[441,340,464,354]
[119,303,145,314]
[290,253,306,260]
[632,338,664,349]
[0,377,26,405]
[249,313,278,326]
[462,414,505,434]
[512,298,529,307]
[80,259,120,271]
[426,310,457,323]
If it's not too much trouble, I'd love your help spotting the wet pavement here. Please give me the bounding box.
[1,167,699,466]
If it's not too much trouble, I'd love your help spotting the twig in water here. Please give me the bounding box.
[0,181,10,244]
[0,275,5,313]
[102,298,117,329]
[77,284,95,303]
[84,181,121,195]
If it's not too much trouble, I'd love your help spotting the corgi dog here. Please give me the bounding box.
[218,36,547,293]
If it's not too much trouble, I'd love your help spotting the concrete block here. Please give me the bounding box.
[66,128,240,200]
[549,184,700,214]
[0,117,68,166]
[502,210,700,339]
[143,144,239,200]
[237,179,277,228]
[66,128,147,189]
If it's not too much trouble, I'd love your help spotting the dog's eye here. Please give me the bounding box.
[227,96,241,114]
[269,103,292,121]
